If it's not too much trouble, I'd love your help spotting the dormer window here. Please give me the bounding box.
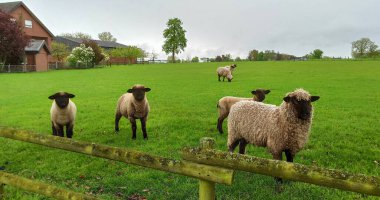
[25,20,32,28]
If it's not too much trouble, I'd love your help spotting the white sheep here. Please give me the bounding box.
[49,92,77,138]
[216,65,235,82]
[115,84,151,140]
[217,89,270,134]
[227,88,319,183]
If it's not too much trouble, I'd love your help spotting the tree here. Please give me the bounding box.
[309,49,323,59]
[83,40,105,65]
[191,56,199,63]
[235,57,242,62]
[215,55,222,62]
[67,44,95,67]
[51,42,69,62]
[110,46,145,64]
[60,32,92,40]
[150,50,158,61]
[98,32,117,42]
[352,38,379,59]
[248,50,259,61]
[0,11,29,66]
[162,18,187,63]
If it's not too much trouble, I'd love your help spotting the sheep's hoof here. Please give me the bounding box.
[275,184,284,193]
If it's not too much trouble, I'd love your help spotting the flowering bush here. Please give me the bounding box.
[67,44,95,67]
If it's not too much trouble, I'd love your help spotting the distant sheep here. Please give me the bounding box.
[216,64,236,82]
[227,88,319,183]
[217,89,270,134]
[49,92,77,138]
[115,84,151,140]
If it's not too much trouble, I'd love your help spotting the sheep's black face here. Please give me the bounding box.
[284,96,320,120]
[251,89,270,102]
[49,92,75,109]
[128,86,151,101]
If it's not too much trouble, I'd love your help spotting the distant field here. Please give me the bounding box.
[0,61,380,199]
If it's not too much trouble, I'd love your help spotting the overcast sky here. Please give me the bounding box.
[2,0,380,59]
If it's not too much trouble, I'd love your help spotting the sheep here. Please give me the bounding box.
[225,64,237,73]
[49,92,77,138]
[217,89,270,134]
[115,84,151,140]
[227,88,319,183]
[216,66,233,82]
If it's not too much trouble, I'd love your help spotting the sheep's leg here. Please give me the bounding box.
[272,152,283,184]
[130,118,137,140]
[223,76,225,81]
[218,75,221,81]
[217,113,228,134]
[228,139,240,153]
[238,139,248,154]
[66,123,74,138]
[284,149,294,162]
[51,122,57,136]
[114,112,122,132]
[141,118,148,140]
[57,125,64,137]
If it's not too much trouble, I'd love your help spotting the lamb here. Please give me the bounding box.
[216,64,236,82]
[115,84,151,140]
[227,88,319,183]
[49,92,77,138]
[217,89,270,134]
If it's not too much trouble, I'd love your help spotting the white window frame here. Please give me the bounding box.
[25,20,32,28]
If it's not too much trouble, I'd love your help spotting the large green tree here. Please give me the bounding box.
[98,32,117,42]
[162,18,187,63]
[352,38,378,58]
[309,49,324,59]
[60,32,92,40]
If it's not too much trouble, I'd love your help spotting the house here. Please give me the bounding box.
[0,1,54,71]
[54,36,137,64]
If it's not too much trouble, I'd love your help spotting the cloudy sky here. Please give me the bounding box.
[2,0,380,59]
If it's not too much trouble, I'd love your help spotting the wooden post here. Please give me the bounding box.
[0,183,4,200]
[199,137,216,200]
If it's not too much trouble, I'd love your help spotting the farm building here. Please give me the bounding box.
[54,36,137,64]
[0,1,54,71]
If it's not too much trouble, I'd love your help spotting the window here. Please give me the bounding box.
[25,20,32,28]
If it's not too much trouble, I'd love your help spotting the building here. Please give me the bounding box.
[0,1,53,71]
[54,36,137,64]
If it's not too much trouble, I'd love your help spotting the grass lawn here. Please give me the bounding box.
[0,60,380,199]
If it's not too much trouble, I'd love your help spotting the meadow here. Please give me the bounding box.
[0,60,380,199]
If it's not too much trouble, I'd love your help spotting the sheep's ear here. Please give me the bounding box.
[127,89,134,93]
[144,88,151,92]
[311,96,320,102]
[265,90,271,94]
[283,96,291,102]
[251,90,257,95]
[48,94,56,99]
[66,93,75,98]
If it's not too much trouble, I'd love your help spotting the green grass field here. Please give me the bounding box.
[1,61,380,199]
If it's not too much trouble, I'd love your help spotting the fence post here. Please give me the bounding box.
[7,64,10,73]
[199,137,216,200]
[0,183,4,200]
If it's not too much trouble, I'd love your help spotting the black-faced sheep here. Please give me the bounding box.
[49,92,77,138]
[216,65,236,82]
[115,84,151,140]
[217,89,270,134]
[227,88,319,183]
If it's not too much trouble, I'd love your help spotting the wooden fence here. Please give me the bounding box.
[0,127,379,199]
[0,65,36,73]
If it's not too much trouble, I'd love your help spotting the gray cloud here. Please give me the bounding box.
[4,0,380,59]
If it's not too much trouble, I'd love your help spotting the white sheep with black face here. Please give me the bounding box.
[217,64,236,82]
[115,84,151,140]
[49,92,77,138]
[227,88,319,183]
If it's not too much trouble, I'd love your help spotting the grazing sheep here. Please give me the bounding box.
[216,66,233,82]
[115,84,151,140]
[227,88,319,183]
[217,89,270,134]
[49,92,77,138]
